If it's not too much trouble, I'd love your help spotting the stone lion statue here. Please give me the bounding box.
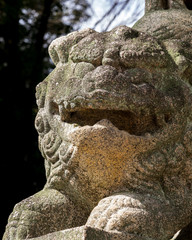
[3,1,192,239]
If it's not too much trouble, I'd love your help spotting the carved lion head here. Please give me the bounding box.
[35,26,192,209]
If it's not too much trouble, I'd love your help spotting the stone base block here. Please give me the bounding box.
[27,225,181,240]
[29,226,130,240]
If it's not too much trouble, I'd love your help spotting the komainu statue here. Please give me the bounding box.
[3,0,192,239]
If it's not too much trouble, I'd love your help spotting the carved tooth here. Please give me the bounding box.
[70,103,76,109]
[58,104,64,114]
[63,100,72,111]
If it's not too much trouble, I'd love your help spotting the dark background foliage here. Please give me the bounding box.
[0,0,91,237]
[0,0,141,238]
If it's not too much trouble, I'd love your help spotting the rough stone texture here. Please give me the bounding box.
[135,1,192,86]
[18,226,181,240]
[134,1,192,239]
[28,226,129,240]
[3,0,192,239]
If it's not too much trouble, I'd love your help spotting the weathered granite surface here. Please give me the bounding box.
[21,226,181,240]
[3,0,192,239]
[28,226,129,240]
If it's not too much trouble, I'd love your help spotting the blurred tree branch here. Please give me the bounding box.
[104,0,131,31]
[92,0,143,31]
[0,2,91,237]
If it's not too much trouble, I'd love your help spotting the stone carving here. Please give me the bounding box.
[3,0,192,239]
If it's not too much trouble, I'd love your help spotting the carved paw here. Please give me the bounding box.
[3,207,47,240]
[3,189,89,240]
[86,193,179,240]
[86,194,147,234]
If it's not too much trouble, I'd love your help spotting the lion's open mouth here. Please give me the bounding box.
[52,106,171,136]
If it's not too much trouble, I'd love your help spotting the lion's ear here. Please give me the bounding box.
[48,35,70,66]
[48,28,96,66]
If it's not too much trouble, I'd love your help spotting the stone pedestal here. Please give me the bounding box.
[28,226,181,240]
[29,226,129,240]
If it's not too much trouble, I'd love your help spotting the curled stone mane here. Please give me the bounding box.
[3,2,192,240]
